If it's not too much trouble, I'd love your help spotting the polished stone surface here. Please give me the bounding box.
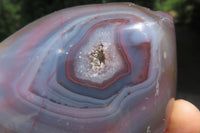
[0,3,176,133]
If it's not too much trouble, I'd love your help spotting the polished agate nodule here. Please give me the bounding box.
[0,3,176,133]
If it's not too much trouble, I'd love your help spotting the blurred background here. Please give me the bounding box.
[0,0,200,109]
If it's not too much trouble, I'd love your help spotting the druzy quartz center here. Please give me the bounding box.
[90,43,105,69]
[66,20,131,90]
[0,3,176,133]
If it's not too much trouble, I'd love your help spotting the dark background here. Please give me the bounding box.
[0,0,200,109]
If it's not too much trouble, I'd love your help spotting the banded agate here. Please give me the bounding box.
[0,3,176,133]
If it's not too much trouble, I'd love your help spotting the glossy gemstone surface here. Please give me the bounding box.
[0,3,176,133]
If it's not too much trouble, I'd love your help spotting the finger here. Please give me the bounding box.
[164,99,200,133]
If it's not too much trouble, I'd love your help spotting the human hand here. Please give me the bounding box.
[164,99,200,133]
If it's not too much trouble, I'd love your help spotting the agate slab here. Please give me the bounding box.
[0,3,176,133]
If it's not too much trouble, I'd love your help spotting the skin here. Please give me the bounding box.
[165,99,200,133]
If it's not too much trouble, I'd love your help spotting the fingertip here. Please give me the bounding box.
[175,99,200,112]
[165,99,200,133]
